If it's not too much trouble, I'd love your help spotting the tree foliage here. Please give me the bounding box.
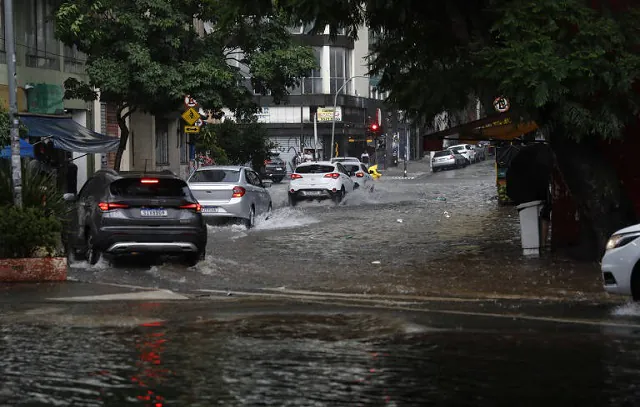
[54,0,317,169]
[196,120,274,171]
[240,0,640,139]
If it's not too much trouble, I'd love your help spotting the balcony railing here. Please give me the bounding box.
[64,57,86,74]
[26,53,60,70]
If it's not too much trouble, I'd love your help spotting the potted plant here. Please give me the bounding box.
[0,161,69,281]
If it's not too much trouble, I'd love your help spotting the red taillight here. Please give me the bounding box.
[291,173,303,180]
[98,202,129,211]
[180,203,201,212]
[356,172,364,178]
[232,186,246,198]
[140,178,159,184]
[324,173,340,179]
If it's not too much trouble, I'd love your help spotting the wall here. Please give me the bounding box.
[352,26,370,98]
[129,111,155,171]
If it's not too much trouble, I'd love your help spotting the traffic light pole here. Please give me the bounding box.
[331,75,366,160]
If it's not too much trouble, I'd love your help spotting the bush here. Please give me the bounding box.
[0,206,62,258]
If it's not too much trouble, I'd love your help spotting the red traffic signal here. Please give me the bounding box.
[369,123,379,132]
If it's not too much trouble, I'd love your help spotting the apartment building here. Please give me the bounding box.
[0,0,123,189]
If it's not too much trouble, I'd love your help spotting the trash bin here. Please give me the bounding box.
[516,200,544,257]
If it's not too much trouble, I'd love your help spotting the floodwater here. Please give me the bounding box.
[3,309,640,406]
[68,159,603,299]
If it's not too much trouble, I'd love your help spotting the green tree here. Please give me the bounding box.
[54,0,317,171]
[196,120,274,171]
[246,0,640,256]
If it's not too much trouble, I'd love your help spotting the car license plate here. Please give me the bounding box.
[275,167,282,170]
[305,191,322,196]
[201,206,219,214]
[140,209,167,217]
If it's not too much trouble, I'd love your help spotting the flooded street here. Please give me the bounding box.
[5,159,638,406]
[67,160,603,299]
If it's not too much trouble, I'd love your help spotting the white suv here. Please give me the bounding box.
[448,144,477,164]
[288,161,355,206]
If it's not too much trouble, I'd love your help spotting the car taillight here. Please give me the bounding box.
[98,202,129,211]
[232,186,246,198]
[324,173,340,179]
[356,172,364,178]
[291,173,303,180]
[180,203,201,212]
[450,155,455,159]
[140,178,159,184]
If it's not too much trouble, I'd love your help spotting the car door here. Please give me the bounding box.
[74,176,100,245]
[249,169,270,213]
[244,170,266,213]
[336,163,354,192]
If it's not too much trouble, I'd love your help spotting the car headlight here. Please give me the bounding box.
[606,232,640,251]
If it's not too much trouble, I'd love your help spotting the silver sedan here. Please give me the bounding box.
[187,166,272,228]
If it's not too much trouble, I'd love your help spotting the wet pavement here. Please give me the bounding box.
[66,158,606,301]
[4,157,636,406]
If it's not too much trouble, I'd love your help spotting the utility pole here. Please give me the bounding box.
[4,0,21,207]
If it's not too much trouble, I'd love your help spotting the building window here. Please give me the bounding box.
[63,45,86,73]
[24,0,60,70]
[155,118,169,166]
[302,47,323,94]
[330,47,352,95]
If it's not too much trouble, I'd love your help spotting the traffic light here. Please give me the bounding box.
[369,123,380,132]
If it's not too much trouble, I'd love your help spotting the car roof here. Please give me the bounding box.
[297,161,335,166]
[96,170,181,181]
[195,165,245,171]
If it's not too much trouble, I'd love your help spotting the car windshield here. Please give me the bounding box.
[295,164,335,174]
[434,151,452,157]
[343,164,360,173]
[110,178,189,198]
[189,169,241,183]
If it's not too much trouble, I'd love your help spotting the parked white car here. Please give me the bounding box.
[187,166,272,229]
[602,223,640,300]
[341,161,375,191]
[288,161,355,205]
[448,144,477,164]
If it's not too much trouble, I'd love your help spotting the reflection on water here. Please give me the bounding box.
[2,313,640,406]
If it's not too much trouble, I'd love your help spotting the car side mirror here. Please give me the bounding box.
[63,193,77,202]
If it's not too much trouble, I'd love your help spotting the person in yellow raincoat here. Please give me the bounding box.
[368,164,382,180]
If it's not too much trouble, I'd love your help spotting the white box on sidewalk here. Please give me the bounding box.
[516,200,544,257]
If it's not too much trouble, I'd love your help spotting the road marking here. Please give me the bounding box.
[48,289,188,302]
[385,176,416,180]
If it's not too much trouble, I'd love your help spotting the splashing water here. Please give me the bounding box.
[253,207,319,230]
[612,302,640,316]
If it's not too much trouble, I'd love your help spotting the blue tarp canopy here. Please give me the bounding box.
[0,138,34,158]
[19,114,120,154]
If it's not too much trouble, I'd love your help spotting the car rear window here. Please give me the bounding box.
[295,164,335,174]
[189,169,240,183]
[343,164,360,173]
[434,151,452,158]
[110,178,190,198]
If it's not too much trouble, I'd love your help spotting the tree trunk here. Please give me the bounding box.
[550,130,637,259]
[113,108,134,171]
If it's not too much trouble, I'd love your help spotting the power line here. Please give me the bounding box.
[0,35,87,62]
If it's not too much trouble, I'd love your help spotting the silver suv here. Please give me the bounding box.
[65,170,207,266]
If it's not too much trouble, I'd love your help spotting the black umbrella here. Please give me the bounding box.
[506,143,553,205]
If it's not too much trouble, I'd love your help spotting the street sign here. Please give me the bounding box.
[194,118,203,127]
[184,95,198,108]
[181,107,200,125]
[493,96,510,113]
[184,125,200,134]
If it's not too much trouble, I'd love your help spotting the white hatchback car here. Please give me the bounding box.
[602,223,640,300]
[288,161,355,205]
[341,161,374,191]
[448,144,477,164]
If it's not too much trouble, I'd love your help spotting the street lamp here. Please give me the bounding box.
[330,75,367,159]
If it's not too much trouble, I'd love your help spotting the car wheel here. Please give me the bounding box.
[288,195,298,207]
[333,187,345,204]
[244,206,255,229]
[185,250,205,267]
[85,230,102,266]
[266,203,273,220]
[432,168,439,173]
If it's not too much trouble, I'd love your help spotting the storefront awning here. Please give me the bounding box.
[425,112,538,141]
[19,113,120,153]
